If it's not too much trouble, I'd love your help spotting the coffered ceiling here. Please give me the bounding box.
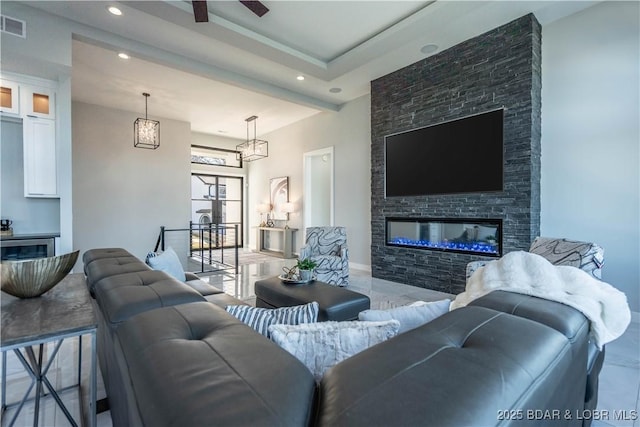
[25,0,598,139]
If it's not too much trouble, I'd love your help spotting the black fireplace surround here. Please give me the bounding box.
[386,218,502,257]
[370,14,541,294]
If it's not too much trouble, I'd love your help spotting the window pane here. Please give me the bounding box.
[191,145,242,168]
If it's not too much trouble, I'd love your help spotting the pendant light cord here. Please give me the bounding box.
[143,92,150,120]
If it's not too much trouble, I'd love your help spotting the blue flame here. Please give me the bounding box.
[389,237,499,254]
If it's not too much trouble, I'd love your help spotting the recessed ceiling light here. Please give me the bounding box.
[329,87,342,94]
[108,6,122,16]
[118,52,130,60]
[296,75,305,81]
[420,44,438,55]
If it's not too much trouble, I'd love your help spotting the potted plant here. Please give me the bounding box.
[296,258,317,281]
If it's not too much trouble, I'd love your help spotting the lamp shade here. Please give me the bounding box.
[281,202,295,214]
[257,203,272,213]
[134,118,160,149]
[236,139,268,162]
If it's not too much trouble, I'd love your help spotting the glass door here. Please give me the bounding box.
[191,174,243,249]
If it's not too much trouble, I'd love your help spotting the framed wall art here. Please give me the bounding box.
[270,176,289,220]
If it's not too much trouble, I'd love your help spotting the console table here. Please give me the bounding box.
[1,273,97,427]
[256,227,297,259]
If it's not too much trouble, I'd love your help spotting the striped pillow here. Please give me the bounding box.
[226,302,319,338]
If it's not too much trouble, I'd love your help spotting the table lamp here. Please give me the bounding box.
[257,203,271,227]
[281,202,296,229]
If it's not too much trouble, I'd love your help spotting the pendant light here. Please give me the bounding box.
[134,92,160,149]
[236,115,268,162]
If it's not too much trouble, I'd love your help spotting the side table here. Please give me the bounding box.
[1,273,97,427]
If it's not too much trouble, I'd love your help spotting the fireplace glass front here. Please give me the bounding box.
[386,218,501,256]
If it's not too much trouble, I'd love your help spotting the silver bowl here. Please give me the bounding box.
[0,250,79,298]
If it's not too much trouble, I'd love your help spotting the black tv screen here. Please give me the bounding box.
[385,109,504,197]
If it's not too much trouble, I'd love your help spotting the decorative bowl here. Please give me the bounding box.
[0,250,79,298]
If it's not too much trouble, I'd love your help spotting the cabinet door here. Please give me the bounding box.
[24,86,55,119]
[0,79,20,116]
[23,116,58,197]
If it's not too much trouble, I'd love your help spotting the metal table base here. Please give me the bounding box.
[1,333,97,427]
[1,274,98,427]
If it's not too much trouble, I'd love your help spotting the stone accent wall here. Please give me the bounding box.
[370,14,542,294]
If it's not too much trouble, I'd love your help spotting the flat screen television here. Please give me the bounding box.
[385,109,504,197]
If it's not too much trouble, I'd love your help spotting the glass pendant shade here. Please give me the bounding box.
[134,93,160,149]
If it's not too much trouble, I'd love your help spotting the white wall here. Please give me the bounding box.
[191,131,244,156]
[1,2,74,252]
[541,1,640,311]
[247,95,371,267]
[0,2,72,79]
[72,102,191,263]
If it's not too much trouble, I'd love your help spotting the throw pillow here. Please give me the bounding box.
[145,247,186,281]
[226,302,319,338]
[358,299,450,334]
[269,320,400,381]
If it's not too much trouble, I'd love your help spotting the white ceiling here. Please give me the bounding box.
[27,0,599,139]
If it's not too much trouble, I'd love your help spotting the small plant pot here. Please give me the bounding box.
[299,269,313,281]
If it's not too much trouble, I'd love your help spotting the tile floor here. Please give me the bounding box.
[1,259,638,426]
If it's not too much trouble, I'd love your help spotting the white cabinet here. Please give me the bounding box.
[23,116,57,197]
[24,86,55,119]
[0,79,20,116]
[1,73,58,198]
[0,80,55,118]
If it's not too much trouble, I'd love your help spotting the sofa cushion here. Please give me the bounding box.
[184,279,224,296]
[83,248,134,270]
[94,272,205,326]
[206,292,249,309]
[358,299,450,333]
[269,320,400,381]
[146,247,185,281]
[469,291,589,345]
[316,306,579,427]
[226,302,319,338]
[93,270,170,292]
[116,302,317,427]
[85,257,151,294]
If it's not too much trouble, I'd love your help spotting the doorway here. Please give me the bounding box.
[191,173,244,248]
[303,147,334,229]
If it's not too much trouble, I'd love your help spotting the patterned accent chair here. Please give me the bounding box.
[299,226,349,287]
[466,237,605,281]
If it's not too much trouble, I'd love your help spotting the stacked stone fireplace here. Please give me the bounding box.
[370,14,542,295]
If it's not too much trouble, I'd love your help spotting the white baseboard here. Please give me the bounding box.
[350,261,371,272]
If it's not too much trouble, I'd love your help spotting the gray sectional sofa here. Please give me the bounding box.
[83,248,604,426]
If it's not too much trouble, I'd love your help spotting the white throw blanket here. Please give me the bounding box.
[451,251,631,349]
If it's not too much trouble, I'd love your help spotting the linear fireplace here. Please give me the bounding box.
[386,218,502,257]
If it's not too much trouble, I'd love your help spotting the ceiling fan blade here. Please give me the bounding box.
[192,1,209,22]
[239,1,269,17]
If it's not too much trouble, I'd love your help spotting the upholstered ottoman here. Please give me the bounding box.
[254,277,370,321]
